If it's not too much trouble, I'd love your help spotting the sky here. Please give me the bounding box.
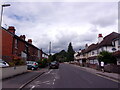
[1,0,119,53]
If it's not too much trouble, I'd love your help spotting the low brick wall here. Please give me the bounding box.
[88,64,98,69]
[0,65,27,79]
[104,65,120,74]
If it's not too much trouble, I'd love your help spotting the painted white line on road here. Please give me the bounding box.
[19,84,25,89]
[30,85,35,90]
[96,73,120,83]
[53,79,56,82]
[45,69,53,74]
[42,81,50,84]
[53,82,55,85]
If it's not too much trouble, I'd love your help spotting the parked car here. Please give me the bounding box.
[0,59,9,67]
[27,64,38,70]
[26,61,39,70]
[49,61,59,69]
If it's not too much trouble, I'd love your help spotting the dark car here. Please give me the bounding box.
[27,65,39,70]
[49,61,59,69]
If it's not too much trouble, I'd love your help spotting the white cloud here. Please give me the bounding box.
[2,2,118,53]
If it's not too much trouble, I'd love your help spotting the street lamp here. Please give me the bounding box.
[0,4,11,28]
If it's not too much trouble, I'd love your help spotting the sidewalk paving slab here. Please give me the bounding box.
[71,64,120,81]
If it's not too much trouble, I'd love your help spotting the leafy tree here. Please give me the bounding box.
[48,50,67,63]
[66,42,75,62]
[98,51,117,65]
[37,58,48,68]
[56,50,67,62]
[48,42,75,63]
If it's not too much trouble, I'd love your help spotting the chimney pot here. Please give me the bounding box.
[8,26,15,34]
[85,44,88,49]
[98,34,103,38]
[28,39,32,44]
[98,34,103,43]
[20,35,26,40]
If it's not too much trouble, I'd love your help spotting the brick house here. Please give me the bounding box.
[1,26,47,64]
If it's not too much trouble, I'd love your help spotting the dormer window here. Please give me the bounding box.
[112,41,115,46]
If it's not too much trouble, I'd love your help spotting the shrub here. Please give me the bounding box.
[98,51,117,65]
[37,58,48,68]
[12,59,26,66]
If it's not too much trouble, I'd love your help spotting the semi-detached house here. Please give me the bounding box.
[1,26,48,64]
[74,32,120,68]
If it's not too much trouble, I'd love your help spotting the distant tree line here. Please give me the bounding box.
[49,42,75,62]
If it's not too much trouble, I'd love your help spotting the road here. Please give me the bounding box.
[25,63,119,89]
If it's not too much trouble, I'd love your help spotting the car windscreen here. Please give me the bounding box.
[51,62,56,64]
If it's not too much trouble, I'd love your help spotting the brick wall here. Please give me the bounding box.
[27,45,38,61]
[2,29,13,62]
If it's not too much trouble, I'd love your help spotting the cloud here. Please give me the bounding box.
[2,2,118,53]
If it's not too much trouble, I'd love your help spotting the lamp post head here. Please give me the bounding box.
[2,4,11,7]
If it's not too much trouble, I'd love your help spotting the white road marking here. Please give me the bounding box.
[30,85,35,90]
[45,69,53,74]
[54,79,55,81]
[36,81,51,85]
[53,82,55,85]
[55,76,60,79]
[42,81,50,84]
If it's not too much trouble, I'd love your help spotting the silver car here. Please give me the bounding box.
[0,59,9,67]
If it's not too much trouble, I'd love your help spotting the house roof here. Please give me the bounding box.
[2,27,39,50]
[75,52,81,57]
[80,32,120,54]
[98,32,120,48]
[112,34,120,41]
[85,43,98,53]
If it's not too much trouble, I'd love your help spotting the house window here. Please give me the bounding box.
[15,39,18,49]
[112,41,115,46]
[92,52,94,55]
[25,44,28,52]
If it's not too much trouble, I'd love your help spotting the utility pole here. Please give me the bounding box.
[49,42,51,56]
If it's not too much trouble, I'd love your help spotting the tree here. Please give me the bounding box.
[66,42,75,62]
[98,51,117,65]
[50,50,67,62]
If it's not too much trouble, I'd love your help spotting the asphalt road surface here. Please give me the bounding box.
[25,63,119,89]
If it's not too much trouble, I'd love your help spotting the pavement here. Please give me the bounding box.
[72,64,120,82]
[2,67,49,89]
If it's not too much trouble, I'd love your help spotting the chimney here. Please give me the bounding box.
[8,26,15,34]
[28,39,32,44]
[85,44,88,49]
[98,34,103,43]
[20,35,26,40]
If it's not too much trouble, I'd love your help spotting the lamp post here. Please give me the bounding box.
[0,4,11,28]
